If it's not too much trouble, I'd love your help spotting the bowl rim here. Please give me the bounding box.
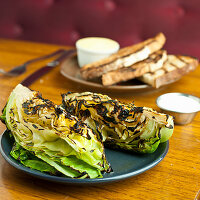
[75,37,120,54]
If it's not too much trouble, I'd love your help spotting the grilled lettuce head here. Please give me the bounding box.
[1,85,111,178]
[62,92,174,153]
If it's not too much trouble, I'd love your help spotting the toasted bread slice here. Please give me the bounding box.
[139,55,199,88]
[102,50,167,86]
[81,33,166,80]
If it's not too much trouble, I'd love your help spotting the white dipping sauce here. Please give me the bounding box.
[76,37,120,67]
[157,93,200,113]
[76,37,119,53]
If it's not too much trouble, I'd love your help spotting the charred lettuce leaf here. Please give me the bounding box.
[1,85,111,178]
[62,92,174,153]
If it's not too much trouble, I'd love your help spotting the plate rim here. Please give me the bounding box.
[0,130,169,184]
[60,55,154,92]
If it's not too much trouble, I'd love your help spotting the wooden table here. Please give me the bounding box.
[0,39,200,200]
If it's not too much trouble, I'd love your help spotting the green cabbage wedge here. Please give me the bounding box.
[1,85,111,178]
[62,92,174,153]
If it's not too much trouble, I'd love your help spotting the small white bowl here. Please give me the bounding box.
[156,93,200,125]
[75,37,120,67]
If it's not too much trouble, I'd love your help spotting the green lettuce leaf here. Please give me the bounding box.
[10,142,58,174]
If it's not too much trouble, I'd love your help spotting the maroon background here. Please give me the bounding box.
[0,0,200,58]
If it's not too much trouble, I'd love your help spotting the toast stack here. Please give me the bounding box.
[80,33,199,88]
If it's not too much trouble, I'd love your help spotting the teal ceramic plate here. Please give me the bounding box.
[0,130,169,184]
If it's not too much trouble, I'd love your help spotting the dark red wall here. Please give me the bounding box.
[0,0,200,58]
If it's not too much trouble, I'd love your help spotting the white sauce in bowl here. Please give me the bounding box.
[157,93,200,113]
[76,37,120,67]
[76,37,119,53]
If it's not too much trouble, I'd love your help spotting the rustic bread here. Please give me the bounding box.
[139,55,199,88]
[81,32,166,80]
[102,50,167,86]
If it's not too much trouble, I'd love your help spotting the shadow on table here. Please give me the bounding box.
[0,158,149,200]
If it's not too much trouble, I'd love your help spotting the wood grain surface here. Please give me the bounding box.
[0,39,200,200]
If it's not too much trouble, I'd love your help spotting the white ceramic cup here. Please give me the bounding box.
[76,37,120,67]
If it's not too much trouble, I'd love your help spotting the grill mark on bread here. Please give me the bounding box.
[102,50,167,86]
[169,62,179,68]
[139,55,199,88]
[177,55,190,64]
[119,45,151,59]
[82,41,155,73]
[81,33,166,80]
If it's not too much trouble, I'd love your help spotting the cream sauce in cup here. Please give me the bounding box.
[76,37,120,67]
